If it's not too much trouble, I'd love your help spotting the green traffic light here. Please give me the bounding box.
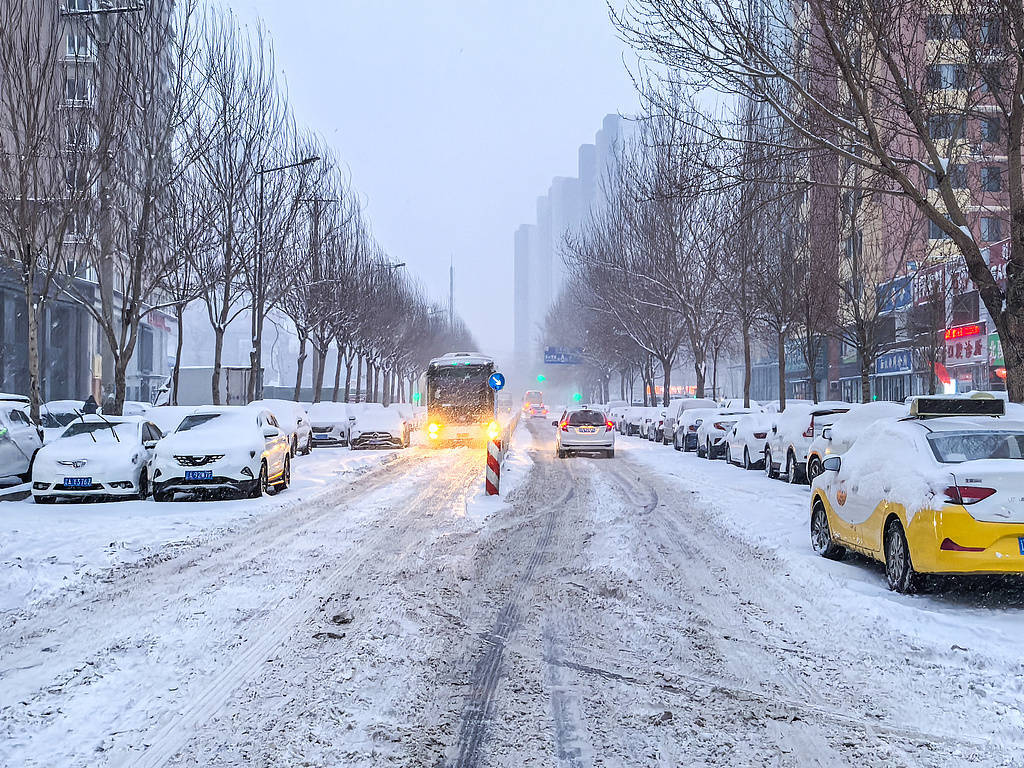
[537,374,546,383]
[412,392,421,403]
[572,392,582,402]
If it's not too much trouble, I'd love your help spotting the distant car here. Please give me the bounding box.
[805,401,907,482]
[145,405,199,437]
[248,399,312,456]
[150,406,291,500]
[555,408,614,458]
[39,400,87,444]
[673,407,718,451]
[765,401,850,484]
[31,415,162,503]
[120,400,152,418]
[761,398,813,414]
[811,396,1024,593]
[697,408,756,459]
[725,411,774,469]
[624,406,657,437]
[0,403,43,482]
[350,409,409,449]
[306,402,353,447]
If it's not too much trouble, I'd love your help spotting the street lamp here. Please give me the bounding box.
[252,155,320,400]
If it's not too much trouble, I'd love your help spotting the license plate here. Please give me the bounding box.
[63,477,91,488]
[1019,537,1024,556]
[314,433,331,439]
[578,427,596,433]
[185,470,213,481]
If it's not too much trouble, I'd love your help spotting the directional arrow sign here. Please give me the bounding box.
[488,372,506,391]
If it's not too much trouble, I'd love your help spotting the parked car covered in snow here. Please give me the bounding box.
[31,416,162,503]
[350,408,409,450]
[761,399,813,414]
[764,401,850,484]
[39,400,88,444]
[306,402,353,447]
[673,407,717,451]
[697,408,757,459]
[805,401,908,482]
[150,406,291,500]
[725,411,774,469]
[145,405,199,437]
[0,402,43,481]
[248,399,312,456]
[662,398,717,445]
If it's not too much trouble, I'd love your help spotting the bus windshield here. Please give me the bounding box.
[427,364,493,423]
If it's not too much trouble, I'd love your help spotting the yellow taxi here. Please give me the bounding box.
[810,396,1024,592]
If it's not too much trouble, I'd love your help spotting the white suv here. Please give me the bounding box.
[764,401,850,484]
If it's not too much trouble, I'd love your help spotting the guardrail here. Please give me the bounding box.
[485,411,520,496]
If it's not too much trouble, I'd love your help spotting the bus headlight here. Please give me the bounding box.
[428,423,440,440]
[486,421,500,440]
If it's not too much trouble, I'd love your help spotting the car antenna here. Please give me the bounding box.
[93,411,121,442]
[73,410,97,442]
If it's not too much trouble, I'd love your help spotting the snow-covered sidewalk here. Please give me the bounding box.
[0,447,397,615]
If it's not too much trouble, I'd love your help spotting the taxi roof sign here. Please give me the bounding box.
[909,396,1005,418]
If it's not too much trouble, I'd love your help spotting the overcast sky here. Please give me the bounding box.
[232,0,640,362]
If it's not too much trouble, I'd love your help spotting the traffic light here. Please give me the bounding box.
[572,392,582,402]
[412,392,421,403]
[537,374,546,383]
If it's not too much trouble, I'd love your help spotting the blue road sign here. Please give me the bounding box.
[488,372,506,391]
[544,346,583,365]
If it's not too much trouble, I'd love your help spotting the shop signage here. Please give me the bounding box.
[875,349,913,376]
[877,276,913,314]
[944,323,987,365]
[989,333,1004,367]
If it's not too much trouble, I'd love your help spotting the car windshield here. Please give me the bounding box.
[61,421,132,440]
[568,410,606,426]
[176,413,223,432]
[42,411,80,428]
[927,431,1024,462]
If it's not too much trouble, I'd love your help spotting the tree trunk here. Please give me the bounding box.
[293,332,308,402]
[172,305,185,406]
[354,353,362,402]
[776,332,787,411]
[742,319,752,408]
[694,357,706,399]
[382,368,391,407]
[24,284,42,423]
[212,325,225,405]
[860,358,872,403]
[332,347,343,402]
[313,345,327,403]
[111,353,128,416]
[660,356,672,407]
[344,352,353,403]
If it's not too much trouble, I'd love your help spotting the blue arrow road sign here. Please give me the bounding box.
[488,372,506,391]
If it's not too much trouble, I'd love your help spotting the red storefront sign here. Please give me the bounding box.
[943,323,987,365]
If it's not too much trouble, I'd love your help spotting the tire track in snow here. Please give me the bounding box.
[446,452,574,768]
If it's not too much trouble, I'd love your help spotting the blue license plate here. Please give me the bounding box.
[63,477,92,488]
[314,433,331,439]
[1019,537,1024,556]
[185,470,213,481]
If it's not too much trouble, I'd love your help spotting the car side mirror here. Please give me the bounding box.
[822,427,832,441]
[551,420,558,427]
[822,456,841,472]
[263,426,279,439]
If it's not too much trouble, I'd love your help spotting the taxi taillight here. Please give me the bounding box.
[559,420,569,432]
[605,420,614,431]
[802,417,814,439]
[943,485,996,505]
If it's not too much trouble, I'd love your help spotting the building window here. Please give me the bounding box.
[66,0,92,11]
[981,166,1003,192]
[981,217,1003,242]
[927,115,965,140]
[982,117,1002,143]
[926,64,966,90]
[926,164,967,189]
[980,18,1002,45]
[929,220,952,240]
[66,30,90,58]
[65,73,91,103]
[926,15,966,40]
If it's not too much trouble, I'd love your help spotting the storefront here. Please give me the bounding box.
[988,333,1007,391]
[873,349,913,402]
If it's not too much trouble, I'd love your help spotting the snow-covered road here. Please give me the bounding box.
[2,422,1023,766]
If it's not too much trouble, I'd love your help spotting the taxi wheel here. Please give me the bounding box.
[274,456,291,492]
[807,457,822,483]
[786,452,805,484]
[884,518,919,594]
[811,501,845,560]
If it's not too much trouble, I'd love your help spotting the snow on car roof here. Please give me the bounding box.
[913,416,1024,433]
[428,352,494,367]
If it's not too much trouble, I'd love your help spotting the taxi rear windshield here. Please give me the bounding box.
[568,410,606,426]
[927,431,1024,462]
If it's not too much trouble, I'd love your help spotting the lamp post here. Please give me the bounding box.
[250,155,319,401]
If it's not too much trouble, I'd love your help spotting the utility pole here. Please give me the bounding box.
[449,255,454,329]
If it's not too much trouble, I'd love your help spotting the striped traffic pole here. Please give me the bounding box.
[485,438,501,495]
